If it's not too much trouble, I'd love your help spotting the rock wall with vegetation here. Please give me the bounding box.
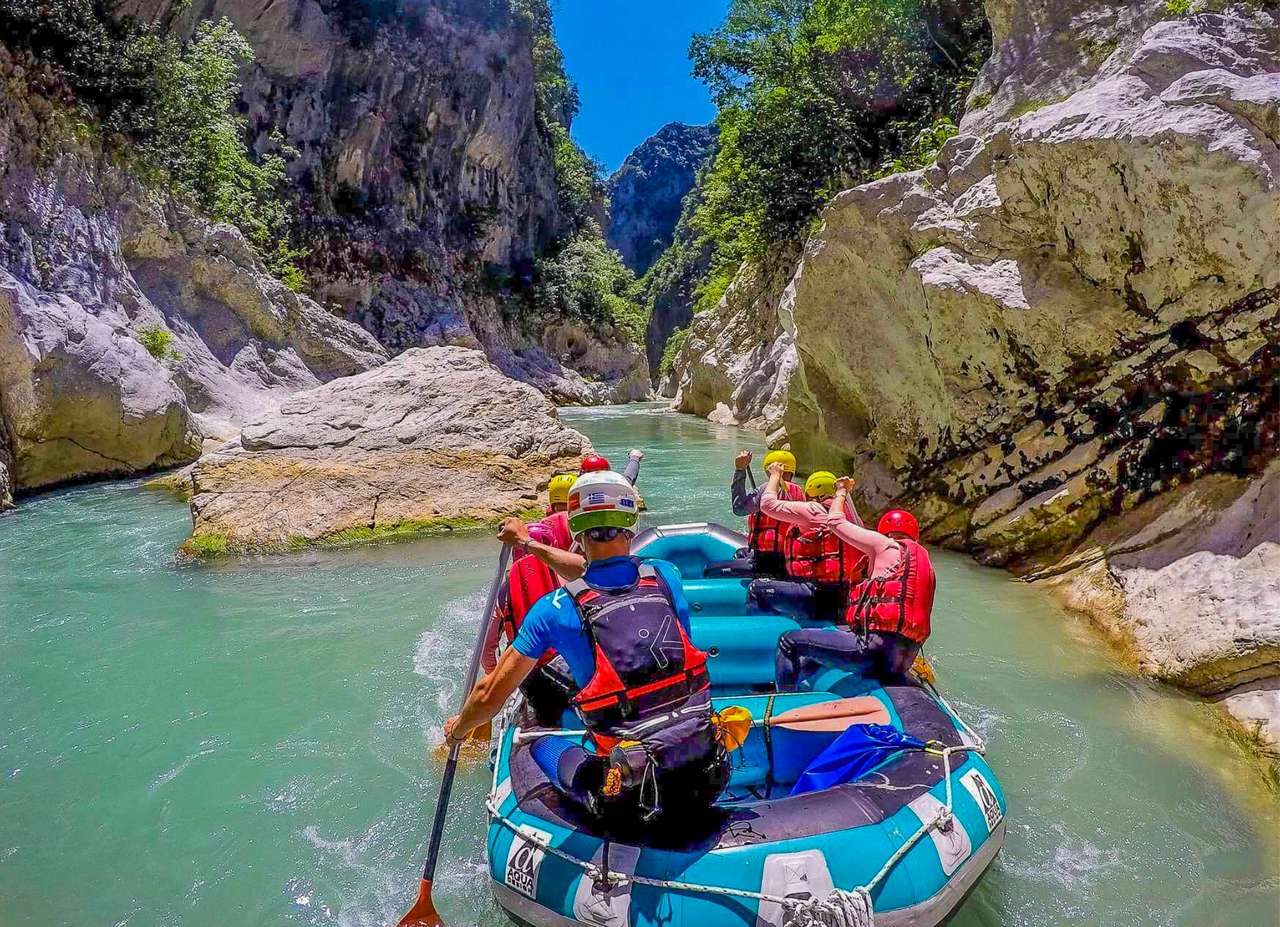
[606,122,716,277]
[665,0,990,409]
[0,41,386,499]
[117,0,647,402]
[679,0,1279,753]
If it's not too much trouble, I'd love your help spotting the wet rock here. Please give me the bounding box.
[1037,460,1280,748]
[183,347,590,553]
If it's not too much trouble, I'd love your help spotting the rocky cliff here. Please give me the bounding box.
[607,122,715,276]
[0,49,386,502]
[119,0,646,403]
[180,346,589,553]
[671,0,1280,756]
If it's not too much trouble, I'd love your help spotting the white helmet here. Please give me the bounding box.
[567,471,639,536]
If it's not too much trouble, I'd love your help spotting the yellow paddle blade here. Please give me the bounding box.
[713,706,753,752]
[429,722,491,765]
[912,653,937,686]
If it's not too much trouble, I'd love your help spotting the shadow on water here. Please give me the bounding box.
[0,407,1275,926]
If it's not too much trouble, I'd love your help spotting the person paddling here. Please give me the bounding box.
[445,471,725,831]
[724,449,805,578]
[482,523,576,727]
[748,463,865,622]
[774,479,935,690]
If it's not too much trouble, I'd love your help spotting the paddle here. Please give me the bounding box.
[513,697,892,748]
[399,545,512,927]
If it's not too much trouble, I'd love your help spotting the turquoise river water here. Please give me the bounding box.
[1,404,1277,926]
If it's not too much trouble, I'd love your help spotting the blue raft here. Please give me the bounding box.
[486,524,1006,927]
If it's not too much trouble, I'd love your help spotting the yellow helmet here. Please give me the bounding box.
[547,473,576,506]
[763,449,797,474]
[804,470,837,499]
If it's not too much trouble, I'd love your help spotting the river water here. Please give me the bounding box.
[1,404,1276,927]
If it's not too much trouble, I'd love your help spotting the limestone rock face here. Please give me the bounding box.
[0,427,12,510]
[0,53,386,495]
[669,253,801,440]
[184,346,590,551]
[1041,460,1280,753]
[777,1,1280,751]
[119,0,645,402]
[607,123,716,276]
[673,0,1280,752]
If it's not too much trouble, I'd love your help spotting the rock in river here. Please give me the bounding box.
[181,347,590,554]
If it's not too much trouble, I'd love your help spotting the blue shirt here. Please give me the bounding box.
[512,556,691,688]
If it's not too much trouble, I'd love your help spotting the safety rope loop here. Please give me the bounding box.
[788,887,875,927]
[485,716,989,924]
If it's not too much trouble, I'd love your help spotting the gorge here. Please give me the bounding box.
[1,0,1276,775]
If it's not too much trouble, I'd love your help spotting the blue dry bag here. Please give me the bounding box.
[790,724,926,796]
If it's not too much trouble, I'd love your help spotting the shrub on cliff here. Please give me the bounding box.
[533,229,645,344]
[688,0,990,262]
[0,0,305,288]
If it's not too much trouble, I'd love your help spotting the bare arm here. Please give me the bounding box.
[481,591,504,673]
[828,486,900,573]
[498,516,586,580]
[760,461,824,527]
[446,647,536,744]
[527,539,586,581]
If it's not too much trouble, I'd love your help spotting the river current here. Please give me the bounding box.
[1,404,1276,926]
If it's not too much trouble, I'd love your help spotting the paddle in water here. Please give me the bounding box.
[399,544,512,927]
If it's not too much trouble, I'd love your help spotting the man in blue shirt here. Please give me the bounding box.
[445,471,723,827]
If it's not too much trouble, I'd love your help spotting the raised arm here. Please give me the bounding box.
[828,479,900,574]
[760,461,826,527]
[731,451,759,516]
[498,517,586,580]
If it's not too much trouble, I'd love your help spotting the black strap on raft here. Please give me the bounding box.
[763,694,776,793]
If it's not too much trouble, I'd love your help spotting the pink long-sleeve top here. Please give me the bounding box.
[759,488,863,529]
[761,486,904,578]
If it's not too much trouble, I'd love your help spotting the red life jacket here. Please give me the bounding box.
[567,563,712,755]
[747,480,805,555]
[845,539,935,646]
[784,500,867,588]
[501,555,561,668]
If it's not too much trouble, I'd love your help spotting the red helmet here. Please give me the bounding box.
[877,509,920,541]
[579,454,611,473]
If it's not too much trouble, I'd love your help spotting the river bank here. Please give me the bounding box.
[0,405,1276,926]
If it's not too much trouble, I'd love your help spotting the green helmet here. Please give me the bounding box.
[567,471,640,536]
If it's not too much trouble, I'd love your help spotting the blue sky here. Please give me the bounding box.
[551,0,728,173]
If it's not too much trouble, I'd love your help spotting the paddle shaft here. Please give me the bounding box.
[746,465,757,491]
[418,545,512,884]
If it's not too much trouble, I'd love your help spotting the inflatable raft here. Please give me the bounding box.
[486,524,1006,927]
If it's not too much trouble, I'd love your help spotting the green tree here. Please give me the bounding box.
[689,0,989,252]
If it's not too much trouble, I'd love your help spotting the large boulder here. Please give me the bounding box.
[182,346,590,553]
[0,51,386,496]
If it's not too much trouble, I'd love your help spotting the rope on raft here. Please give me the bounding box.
[488,688,987,927]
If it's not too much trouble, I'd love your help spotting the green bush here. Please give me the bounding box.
[534,229,644,344]
[873,115,959,177]
[1164,0,1193,15]
[688,0,991,253]
[660,326,690,376]
[135,323,182,361]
